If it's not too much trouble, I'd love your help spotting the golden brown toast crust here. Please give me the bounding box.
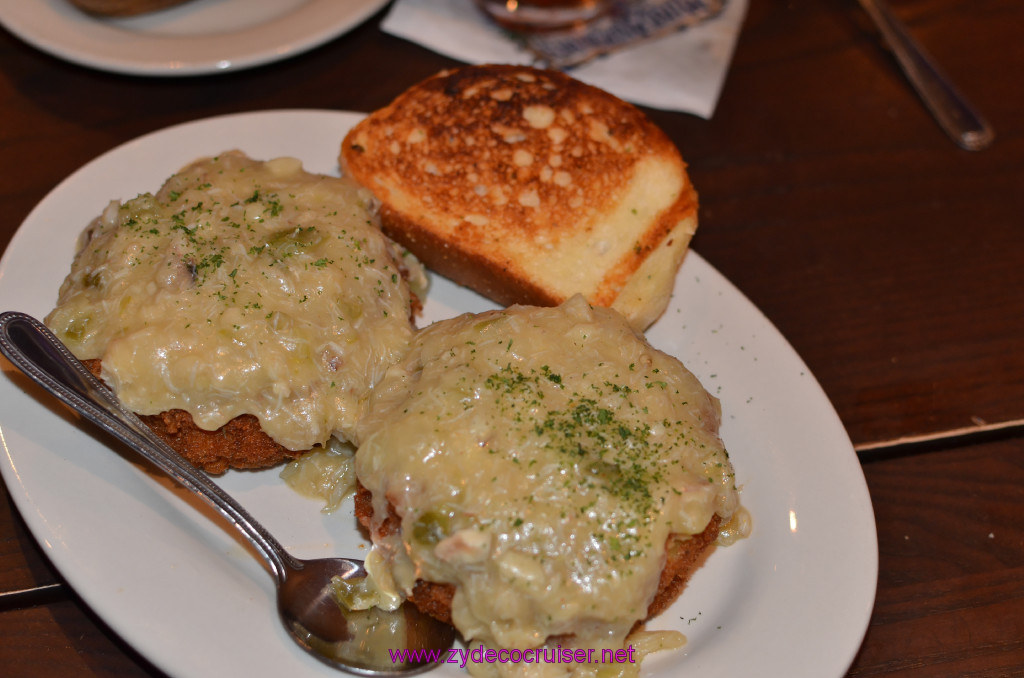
[341,64,697,317]
[353,483,718,629]
[376,205,562,309]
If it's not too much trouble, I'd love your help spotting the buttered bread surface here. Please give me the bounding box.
[341,65,698,330]
[46,151,419,454]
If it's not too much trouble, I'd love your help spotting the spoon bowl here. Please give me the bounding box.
[0,311,456,675]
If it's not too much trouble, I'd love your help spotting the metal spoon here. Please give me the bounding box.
[0,311,456,676]
[857,0,994,150]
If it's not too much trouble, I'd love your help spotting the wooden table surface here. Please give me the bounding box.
[1,0,1022,676]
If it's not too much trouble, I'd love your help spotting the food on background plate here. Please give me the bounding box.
[353,295,747,676]
[66,0,194,16]
[341,64,699,331]
[45,151,426,473]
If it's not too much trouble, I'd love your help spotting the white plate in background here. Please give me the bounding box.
[0,0,388,75]
[0,110,877,678]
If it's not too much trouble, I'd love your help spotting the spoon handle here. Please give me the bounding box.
[0,311,298,582]
[857,0,994,150]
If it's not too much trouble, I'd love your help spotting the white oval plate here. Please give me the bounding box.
[0,0,388,76]
[0,110,877,678]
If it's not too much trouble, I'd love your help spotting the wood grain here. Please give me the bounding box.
[0,600,165,676]
[0,484,61,596]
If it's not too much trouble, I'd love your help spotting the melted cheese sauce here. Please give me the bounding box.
[279,437,358,513]
[355,296,742,656]
[45,151,419,450]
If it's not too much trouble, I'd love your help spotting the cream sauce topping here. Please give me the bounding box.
[355,295,741,652]
[45,151,419,450]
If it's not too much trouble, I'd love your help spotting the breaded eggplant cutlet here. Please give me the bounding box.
[46,151,425,473]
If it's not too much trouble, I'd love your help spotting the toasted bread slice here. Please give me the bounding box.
[340,65,698,330]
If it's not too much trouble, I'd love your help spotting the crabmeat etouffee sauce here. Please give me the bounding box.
[46,151,420,450]
[355,296,743,658]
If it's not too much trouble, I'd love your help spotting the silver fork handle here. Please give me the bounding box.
[858,0,994,150]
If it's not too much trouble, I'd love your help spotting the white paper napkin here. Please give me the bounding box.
[380,0,748,118]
